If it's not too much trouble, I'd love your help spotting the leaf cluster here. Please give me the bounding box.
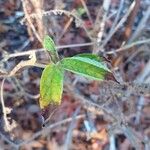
[40,36,111,108]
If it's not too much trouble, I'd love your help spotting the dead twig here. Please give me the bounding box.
[0,78,9,131]
[100,1,136,51]
[106,38,150,55]
[135,59,150,84]
[94,0,111,54]
[80,0,94,26]
[22,9,93,40]
[19,114,85,147]
[9,52,36,77]
[101,0,124,49]
[123,0,141,41]
[129,5,150,43]
[64,107,81,150]
[21,0,42,43]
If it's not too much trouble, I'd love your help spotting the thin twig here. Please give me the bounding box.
[135,59,150,83]
[57,17,74,41]
[19,114,85,147]
[94,6,103,28]
[123,0,141,41]
[0,78,9,131]
[2,38,148,64]
[95,0,111,54]
[129,5,150,43]
[22,9,93,40]
[109,135,116,150]
[101,0,124,49]
[106,38,150,55]
[123,46,150,67]
[80,0,94,26]
[100,0,136,51]
[21,0,42,43]
[64,107,81,150]
[1,42,93,63]
[0,132,19,149]
[121,125,142,150]
[0,115,84,149]
[9,52,36,77]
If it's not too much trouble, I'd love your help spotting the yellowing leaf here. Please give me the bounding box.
[40,63,64,108]
[60,56,111,81]
[43,35,56,53]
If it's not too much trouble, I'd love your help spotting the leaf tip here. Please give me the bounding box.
[43,35,56,53]
[39,97,61,109]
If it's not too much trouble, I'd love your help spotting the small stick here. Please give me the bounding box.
[129,5,150,43]
[0,78,9,131]
[101,0,124,49]
[100,1,136,51]
[64,107,81,150]
[21,0,42,43]
[106,38,150,55]
[95,0,111,53]
[19,114,85,147]
[123,0,141,41]
[80,0,94,26]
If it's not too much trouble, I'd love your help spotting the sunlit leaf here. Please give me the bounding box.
[74,53,110,63]
[43,35,56,53]
[60,56,111,80]
[40,63,64,108]
[74,53,103,62]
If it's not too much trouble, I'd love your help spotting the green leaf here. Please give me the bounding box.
[60,56,111,80]
[76,7,86,16]
[73,53,103,62]
[40,63,64,108]
[43,35,56,53]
